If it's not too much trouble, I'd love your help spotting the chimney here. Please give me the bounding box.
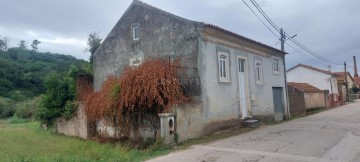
[354,56,358,77]
[328,65,331,72]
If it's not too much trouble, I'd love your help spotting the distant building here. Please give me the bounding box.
[333,72,354,99]
[286,64,340,105]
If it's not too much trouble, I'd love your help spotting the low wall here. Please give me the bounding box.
[304,92,325,109]
[171,102,205,142]
[349,94,360,101]
[56,102,88,139]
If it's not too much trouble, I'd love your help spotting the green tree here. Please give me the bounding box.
[31,39,41,52]
[18,40,27,50]
[36,72,75,124]
[0,35,9,51]
[85,31,102,64]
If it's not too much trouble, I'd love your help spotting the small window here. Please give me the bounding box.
[273,58,280,74]
[132,25,140,41]
[255,60,263,84]
[238,59,245,73]
[218,51,230,83]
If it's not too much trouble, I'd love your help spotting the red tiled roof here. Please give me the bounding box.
[204,24,286,55]
[287,64,333,75]
[354,77,360,86]
[288,82,323,92]
[134,1,286,55]
[332,72,354,81]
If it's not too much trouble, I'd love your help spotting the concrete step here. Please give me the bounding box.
[242,119,259,128]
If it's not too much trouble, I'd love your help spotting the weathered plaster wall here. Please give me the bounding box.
[171,102,205,142]
[56,102,88,139]
[287,67,339,94]
[198,38,288,125]
[93,1,202,93]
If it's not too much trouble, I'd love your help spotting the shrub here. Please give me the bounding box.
[0,97,16,118]
[86,58,190,138]
[7,115,28,124]
[14,96,41,119]
[36,72,75,125]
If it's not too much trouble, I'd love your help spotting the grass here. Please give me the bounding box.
[0,120,171,162]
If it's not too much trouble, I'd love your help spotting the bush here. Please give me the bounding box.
[7,115,28,124]
[85,59,190,139]
[14,96,41,119]
[0,97,16,118]
[351,87,360,93]
[36,72,75,125]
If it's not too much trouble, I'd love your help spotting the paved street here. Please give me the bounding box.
[149,100,360,162]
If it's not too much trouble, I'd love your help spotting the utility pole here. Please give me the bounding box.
[279,28,290,119]
[344,62,349,102]
[280,28,285,52]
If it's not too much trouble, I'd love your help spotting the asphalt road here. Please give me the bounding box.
[148,100,360,162]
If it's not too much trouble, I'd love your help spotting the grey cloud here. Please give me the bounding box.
[0,0,359,74]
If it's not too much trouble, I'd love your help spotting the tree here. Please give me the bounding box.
[18,40,27,50]
[0,35,9,51]
[31,39,41,52]
[85,31,102,64]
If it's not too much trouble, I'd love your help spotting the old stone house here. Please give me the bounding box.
[93,0,289,142]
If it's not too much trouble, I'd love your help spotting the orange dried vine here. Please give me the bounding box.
[85,58,190,124]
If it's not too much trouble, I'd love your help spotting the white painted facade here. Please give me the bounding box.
[287,66,338,95]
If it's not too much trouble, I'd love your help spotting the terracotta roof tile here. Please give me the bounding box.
[287,64,333,75]
[354,77,360,86]
[288,82,323,92]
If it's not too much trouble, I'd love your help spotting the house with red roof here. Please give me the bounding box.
[286,64,340,105]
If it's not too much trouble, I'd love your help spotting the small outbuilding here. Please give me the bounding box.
[288,82,326,116]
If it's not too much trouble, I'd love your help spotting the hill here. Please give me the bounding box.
[0,48,90,99]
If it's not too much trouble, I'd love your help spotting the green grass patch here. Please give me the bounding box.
[7,115,29,124]
[0,120,171,162]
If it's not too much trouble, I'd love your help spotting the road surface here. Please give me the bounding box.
[149,100,360,162]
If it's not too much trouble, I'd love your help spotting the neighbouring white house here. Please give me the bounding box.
[286,64,340,104]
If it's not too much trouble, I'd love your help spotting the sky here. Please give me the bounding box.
[0,0,359,74]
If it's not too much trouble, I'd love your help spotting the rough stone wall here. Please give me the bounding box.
[288,85,306,116]
[93,1,203,95]
[56,102,88,139]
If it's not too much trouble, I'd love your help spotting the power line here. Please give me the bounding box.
[241,0,279,38]
[247,0,342,66]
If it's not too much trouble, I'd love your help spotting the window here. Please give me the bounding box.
[255,60,263,84]
[273,58,280,74]
[132,25,140,41]
[218,52,230,83]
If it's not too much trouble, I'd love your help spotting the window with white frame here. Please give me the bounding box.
[132,25,140,41]
[273,58,280,74]
[218,51,230,83]
[255,60,263,84]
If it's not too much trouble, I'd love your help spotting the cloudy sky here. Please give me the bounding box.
[0,0,359,73]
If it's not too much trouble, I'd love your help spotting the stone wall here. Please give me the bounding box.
[56,102,88,139]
